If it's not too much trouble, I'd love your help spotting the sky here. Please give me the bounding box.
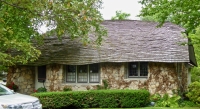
[100,0,142,20]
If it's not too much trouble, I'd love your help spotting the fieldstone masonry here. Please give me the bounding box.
[7,62,188,95]
[7,66,35,95]
[100,62,187,95]
[45,64,63,91]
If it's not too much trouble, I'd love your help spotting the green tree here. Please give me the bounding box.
[139,0,200,82]
[140,13,172,22]
[140,15,158,22]
[111,10,130,20]
[0,0,106,67]
[139,0,200,33]
[188,27,200,82]
[0,65,7,80]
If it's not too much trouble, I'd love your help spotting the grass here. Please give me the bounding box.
[133,107,200,109]
[88,107,200,109]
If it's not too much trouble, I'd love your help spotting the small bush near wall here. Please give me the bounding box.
[63,86,72,92]
[186,81,200,106]
[31,89,150,109]
[6,82,18,92]
[36,87,47,93]
[149,86,200,108]
[153,93,181,107]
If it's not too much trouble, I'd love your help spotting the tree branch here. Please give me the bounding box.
[0,0,41,16]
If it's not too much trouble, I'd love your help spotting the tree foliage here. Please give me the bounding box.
[139,0,200,33]
[140,15,158,22]
[139,0,200,82]
[0,0,106,67]
[111,10,130,20]
[140,13,171,22]
[188,27,200,82]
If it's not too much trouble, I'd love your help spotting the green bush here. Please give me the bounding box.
[63,86,72,91]
[154,93,181,108]
[186,81,200,105]
[150,93,161,102]
[31,89,150,109]
[182,100,198,107]
[96,79,110,90]
[190,67,200,82]
[36,87,47,93]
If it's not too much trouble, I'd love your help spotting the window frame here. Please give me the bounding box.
[37,65,46,82]
[65,64,100,83]
[128,62,148,78]
[77,65,88,83]
[89,64,100,83]
[66,65,77,83]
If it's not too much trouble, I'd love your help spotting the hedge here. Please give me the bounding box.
[31,89,150,109]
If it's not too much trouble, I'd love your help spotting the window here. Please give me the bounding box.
[128,62,148,78]
[38,65,46,82]
[66,65,76,82]
[77,65,88,83]
[66,64,99,83]
[89,64,99,83]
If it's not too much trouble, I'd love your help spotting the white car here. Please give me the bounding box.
[0,80,6,86]
[0,84,42,109]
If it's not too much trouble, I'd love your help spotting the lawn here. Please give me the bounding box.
[88,107,200,109]
[134,107,200,109]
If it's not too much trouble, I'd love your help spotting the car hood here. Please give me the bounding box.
[0,93,38,105]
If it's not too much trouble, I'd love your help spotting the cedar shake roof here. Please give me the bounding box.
[29,20,196,66]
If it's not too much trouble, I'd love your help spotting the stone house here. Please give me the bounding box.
[7,20,197,95]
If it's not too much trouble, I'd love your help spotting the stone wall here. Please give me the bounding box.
[44,64,97,91]
[7,66,35,95]
[59,62,188,95]
[45,64,63,91]
[100,62,188,95]
[7,62,188,95]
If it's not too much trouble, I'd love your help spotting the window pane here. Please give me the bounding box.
[77,65,88,83]
[89,64,99,73]
[129,63,138,76]
[89,64,99,83]
[140,62,148,76]
[66,65,76,82]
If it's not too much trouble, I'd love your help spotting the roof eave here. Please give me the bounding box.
[189,45,197,67]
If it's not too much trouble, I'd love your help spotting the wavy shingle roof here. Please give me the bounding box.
[30,20,195,66]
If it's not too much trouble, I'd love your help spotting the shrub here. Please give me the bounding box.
[150,93,161,102]
[186,81,200,105]
[96,79,110,90]
[63,86,72,91]
[31,89,150,109]
[154,93,181,108]
[36,87,47,93]
[182,100,198,107]
[6,82,18,92]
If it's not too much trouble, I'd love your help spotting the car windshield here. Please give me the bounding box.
[0,84,14,95]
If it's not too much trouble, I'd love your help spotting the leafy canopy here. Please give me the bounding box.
[139,0,200,33]
[188,27,200,82]
[111,10,130,20]
[0,0,106,66]
[139,0,200,82]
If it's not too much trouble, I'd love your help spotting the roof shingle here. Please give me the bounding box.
[30,20,190,65]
